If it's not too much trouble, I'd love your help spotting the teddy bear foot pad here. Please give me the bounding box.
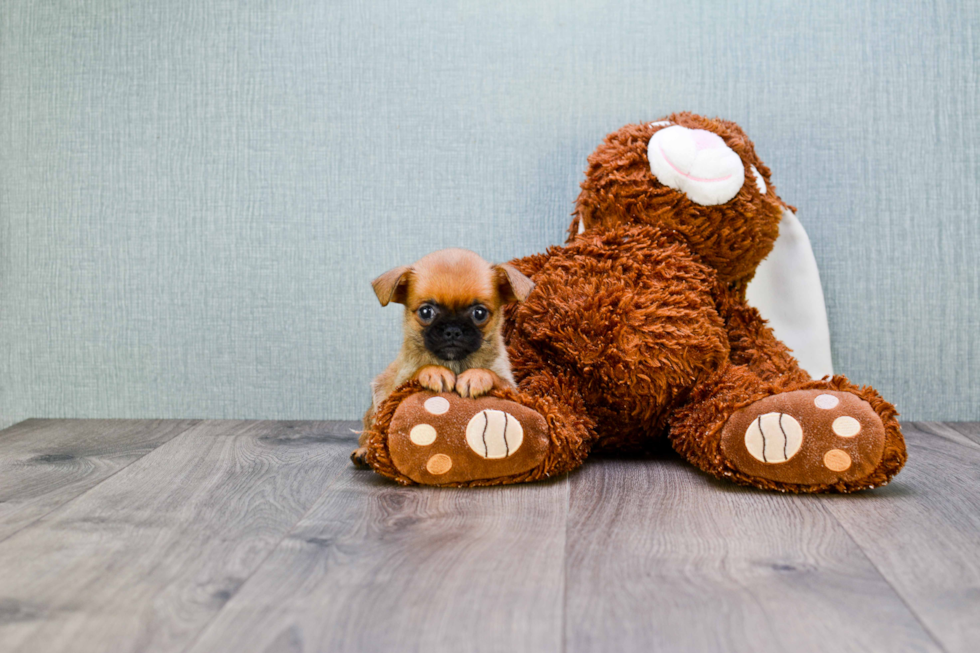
[720,390,886,487]
[388,392,550,485]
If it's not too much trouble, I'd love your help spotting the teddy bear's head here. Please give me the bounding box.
[571,113,788,283]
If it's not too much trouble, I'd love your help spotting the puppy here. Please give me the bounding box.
[352,248,535,466]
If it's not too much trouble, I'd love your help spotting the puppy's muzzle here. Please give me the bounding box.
[440,323,464,341]
[424,318,482,362]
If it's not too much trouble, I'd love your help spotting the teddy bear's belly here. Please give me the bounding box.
[589,401,675,453]
[508,225,732,450]
[584,365,709,453]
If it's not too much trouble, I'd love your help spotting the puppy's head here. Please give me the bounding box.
[372,248,534,363]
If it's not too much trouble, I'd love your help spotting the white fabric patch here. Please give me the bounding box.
[746,208,834,380]
[814,394,840,410]
[750,165,767,195]
[465,409,523,459]
[744,412,804,463]
[648,120,672,128]
[832,416,861,437]
[647,126,745,206]
[577,217,585,235]
[423,396,450,415]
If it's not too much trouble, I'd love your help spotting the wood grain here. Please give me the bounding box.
[185,467,569,653]
[563,454,943,653]
[2,420,980,653]
[823,422,980,653]
[0,419,198,542]
[944,421,980,446]
[0,420,351,653]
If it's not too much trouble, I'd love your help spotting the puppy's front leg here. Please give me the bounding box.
[456,368,510,398]
[415,365,456,393]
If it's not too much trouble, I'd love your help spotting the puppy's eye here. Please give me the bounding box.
[417,305,436,324]
[470,306,489,325]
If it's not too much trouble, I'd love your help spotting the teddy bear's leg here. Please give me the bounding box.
[670,364,906,492]
[714,281,812,383]
[361,366,596,487]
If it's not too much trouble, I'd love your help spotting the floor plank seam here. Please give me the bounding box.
[176,454,353,653]
[944,423,980,446]
[0,420,202,546]
[558,474,571,653]
[919,422,980,450]
[822,501,950,653]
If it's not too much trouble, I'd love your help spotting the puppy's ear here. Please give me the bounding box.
[371,265,412,306]
[494,263,535,304]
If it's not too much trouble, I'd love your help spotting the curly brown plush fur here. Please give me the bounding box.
[363,113,907,492]
[570,113,790,283]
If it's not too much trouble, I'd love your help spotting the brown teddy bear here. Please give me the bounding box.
[362,112,907,493]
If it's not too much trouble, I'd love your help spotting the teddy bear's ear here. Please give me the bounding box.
[371,265,412,306]
[746,207,833,379]
[494,263,535,304]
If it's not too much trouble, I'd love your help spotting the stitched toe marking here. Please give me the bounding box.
[744,412,804,463]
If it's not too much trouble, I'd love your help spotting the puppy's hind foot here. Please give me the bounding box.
[350,447,370,468]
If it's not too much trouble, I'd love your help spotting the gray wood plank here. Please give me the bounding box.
[0,420,352,653]
[184,467,569,653]
[907,421,980,453]
[824,422,980,653]
[564,455,942,653]
[0,419,199,542]
[942,421,980,446]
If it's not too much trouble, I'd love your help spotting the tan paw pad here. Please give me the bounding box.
[426,454,453,475]
[824,449,852,472]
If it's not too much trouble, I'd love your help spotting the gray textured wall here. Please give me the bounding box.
[1,0,977,428]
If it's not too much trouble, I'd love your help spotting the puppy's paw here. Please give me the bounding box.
[456,368,497,398]
[415,365,456,393]
[350,447,370,467]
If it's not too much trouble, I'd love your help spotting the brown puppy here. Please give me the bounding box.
[352,248,535,466]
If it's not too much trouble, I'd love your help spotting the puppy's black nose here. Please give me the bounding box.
[441,323,463,342]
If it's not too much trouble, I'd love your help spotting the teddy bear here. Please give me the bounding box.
[361,112,907,493]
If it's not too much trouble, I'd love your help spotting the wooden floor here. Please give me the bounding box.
[0,420,977,652]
